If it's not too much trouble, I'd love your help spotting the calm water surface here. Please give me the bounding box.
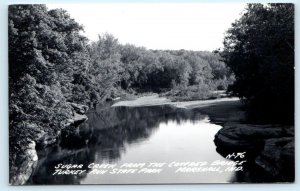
[29,104,235,184]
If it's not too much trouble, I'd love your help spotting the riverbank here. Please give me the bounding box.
[11,94,294,184]
[112,94,240,109]
[113,94,294,182]
[9,102,89,185]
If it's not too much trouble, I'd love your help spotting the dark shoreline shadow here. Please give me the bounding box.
[28,104,207,185]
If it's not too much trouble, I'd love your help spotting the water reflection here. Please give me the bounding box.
[28,104,233,184]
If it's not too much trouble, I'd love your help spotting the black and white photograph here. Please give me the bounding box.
[8,2,294,185]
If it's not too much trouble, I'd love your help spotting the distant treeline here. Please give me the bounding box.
[9,3,295,144]
[88,36,234,101]
[8,4,294,183]
[9,5,232,137]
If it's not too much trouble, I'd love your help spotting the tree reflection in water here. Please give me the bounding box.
[28,104,207,184]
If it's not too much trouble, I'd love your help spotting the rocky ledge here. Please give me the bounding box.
[9,140,38,185]
[214,124,294,181]
[9,103,89,185]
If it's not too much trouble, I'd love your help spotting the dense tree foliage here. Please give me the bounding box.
[9,3,295,185]
[9,6,94,179]
[9,5,233,181]
[9,3,232,143]
[87,36,233,100]
[222,3,294,123]
[9,5,91,137]
[9,5,233,139]
[9,5,233,134]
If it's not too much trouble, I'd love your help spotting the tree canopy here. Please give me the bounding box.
[222,3,294,123]
[9,5,232,142]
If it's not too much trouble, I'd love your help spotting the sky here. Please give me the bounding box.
[47,3,246,51]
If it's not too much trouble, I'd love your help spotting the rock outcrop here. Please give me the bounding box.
[69,102,89,115]
[255,137,294,178]
[63,113,88,127]
[9,140,38,185]
[9,102,89,185]
[61,103,89,127]
[214,124,294,181]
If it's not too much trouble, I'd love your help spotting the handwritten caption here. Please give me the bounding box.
[52,152,246,176]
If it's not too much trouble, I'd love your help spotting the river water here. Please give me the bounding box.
[28,104,236,184]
